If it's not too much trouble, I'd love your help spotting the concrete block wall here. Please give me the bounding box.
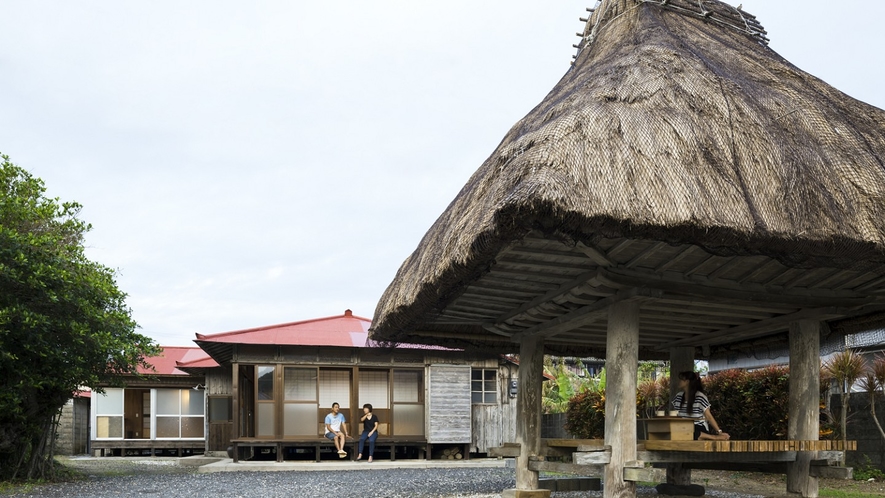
[55,398,89,456]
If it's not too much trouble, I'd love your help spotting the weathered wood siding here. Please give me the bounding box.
[470,366,517,453]
[427,365,471,443]
[206,368,232,396]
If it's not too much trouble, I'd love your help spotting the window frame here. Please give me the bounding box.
[471,368,498,405]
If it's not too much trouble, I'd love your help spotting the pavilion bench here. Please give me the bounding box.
[490,439,856,482]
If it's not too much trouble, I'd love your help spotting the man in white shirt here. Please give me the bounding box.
[324,402,349,457]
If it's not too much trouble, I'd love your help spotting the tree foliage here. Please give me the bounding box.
[704,366,791,440]
[0,154,159,480]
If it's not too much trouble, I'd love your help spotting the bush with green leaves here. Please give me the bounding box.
[565,388,606,439]
[705,366,790,440]
[565,365,834,441]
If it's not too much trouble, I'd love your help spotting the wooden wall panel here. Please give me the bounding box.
[427,365,471,443]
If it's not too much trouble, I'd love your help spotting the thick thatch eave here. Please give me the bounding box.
[371,0,885,349]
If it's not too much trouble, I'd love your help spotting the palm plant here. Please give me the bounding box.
[823,349,866,465]
[858,354,885,444]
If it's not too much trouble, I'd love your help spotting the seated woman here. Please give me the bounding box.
[672,371,730,441]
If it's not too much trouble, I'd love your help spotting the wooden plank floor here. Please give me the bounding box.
[643,440,856,452]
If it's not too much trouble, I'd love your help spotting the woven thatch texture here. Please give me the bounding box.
[371,0,885,340]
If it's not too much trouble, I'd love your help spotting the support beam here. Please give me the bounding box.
[788,320,820,497]
[604,301,639,498]
[659,307,838,350]
[514,336,546,493]
[513,287,661,340]
[598,267,879,308]
[667,347,695,486]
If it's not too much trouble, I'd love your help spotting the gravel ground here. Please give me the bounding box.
[0,459,780,498]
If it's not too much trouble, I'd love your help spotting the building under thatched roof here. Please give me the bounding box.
[371,0,885,360]
[370,2,885,495]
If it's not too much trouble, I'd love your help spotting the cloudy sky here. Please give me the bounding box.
[1,1,882,347]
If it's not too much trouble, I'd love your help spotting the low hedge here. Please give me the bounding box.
[565,366,827,440]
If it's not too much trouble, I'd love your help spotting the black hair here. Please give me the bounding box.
[332,402,339,408]
[363,403,373,412]
[678,371,704,414]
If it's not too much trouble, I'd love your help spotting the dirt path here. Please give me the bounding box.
[692,469,885,497]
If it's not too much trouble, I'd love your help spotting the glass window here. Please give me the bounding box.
[258,366,275,400]
[209,397,232,422]
[392,404,424,435]
[95,389,123,414]
[157,416,180,438]
[359,370,389,409]
[284,368,317,401]
[318,370,350,409]
[95,389,124,439]
[96,416,123,438]
[157,389,181,415]
[181,417,205,438]
[471,369,497,404]
[393,370,421,403]
[156,389,205,439]
[257,403,275,436]
[283,403,318,437]
[181,389,204,415]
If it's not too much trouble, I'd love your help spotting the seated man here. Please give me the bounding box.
[324,402,350,457]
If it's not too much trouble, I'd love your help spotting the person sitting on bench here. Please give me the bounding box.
[325,402,350,457]
[673,371,730,441]
[357,403,380,463]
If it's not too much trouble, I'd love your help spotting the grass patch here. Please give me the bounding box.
[820,489,884,498]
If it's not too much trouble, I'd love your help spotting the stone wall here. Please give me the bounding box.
[837,394,885,469]
[55,397,90,456]
[541,413,572,439]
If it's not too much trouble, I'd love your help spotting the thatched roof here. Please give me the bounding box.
[370,0,885,354]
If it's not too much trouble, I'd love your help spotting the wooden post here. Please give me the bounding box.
[232,362,239,440]
[667,347,694,486]
[604,301,639,498]
[787,319,820,498]
[514,335,546,495]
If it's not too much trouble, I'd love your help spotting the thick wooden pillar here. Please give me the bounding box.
[787,319,820,498]
[513,335,547,496]
[604,301,639,498]
[667,347,695,486]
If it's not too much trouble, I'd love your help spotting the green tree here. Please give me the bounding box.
[0,154,159,480]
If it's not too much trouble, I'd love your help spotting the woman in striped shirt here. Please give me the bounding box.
[672,371,730,441]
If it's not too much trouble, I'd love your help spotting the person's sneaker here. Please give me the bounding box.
[338,450,347,458]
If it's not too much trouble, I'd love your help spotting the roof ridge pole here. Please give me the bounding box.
[787,320,820,497]
[604,300,640,498]
[508,335,548,497]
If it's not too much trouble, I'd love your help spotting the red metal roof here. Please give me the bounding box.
[140,346,213,375]
[195,309,372,348]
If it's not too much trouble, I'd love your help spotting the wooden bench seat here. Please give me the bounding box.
[230,436,429,463]
[489,439,607,458]
[494,439,855,483]
[642,439,856,452]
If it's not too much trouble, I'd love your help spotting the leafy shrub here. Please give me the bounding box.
[566,365,833,441]
[853,456,885,481]
[704,366,790,439]
[565,389,606,439]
